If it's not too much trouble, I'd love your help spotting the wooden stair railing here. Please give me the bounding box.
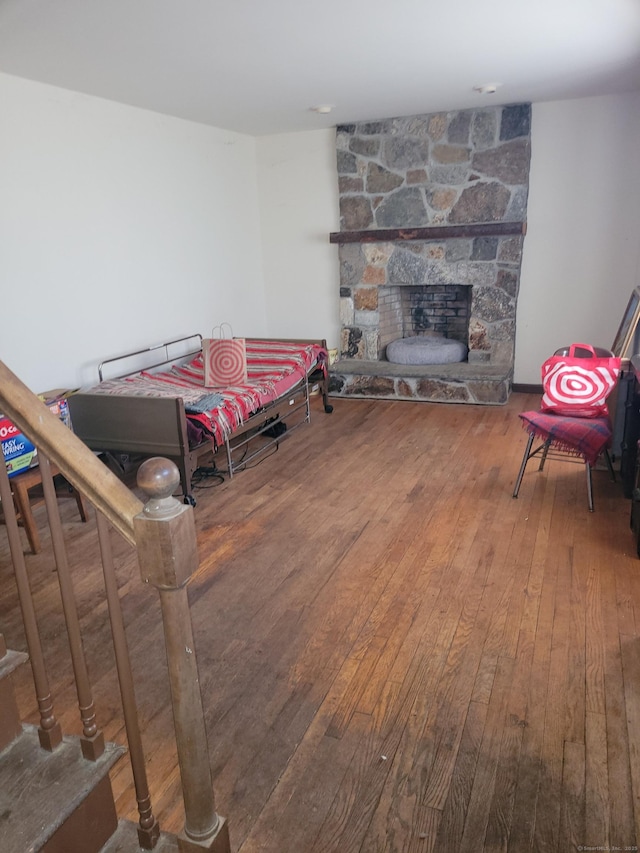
[0,360,230,853]
[0,362,141,545]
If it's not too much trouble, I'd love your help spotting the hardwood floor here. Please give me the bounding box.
[2,392,640,852]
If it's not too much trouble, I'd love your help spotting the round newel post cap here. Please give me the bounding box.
[137,457,182,517]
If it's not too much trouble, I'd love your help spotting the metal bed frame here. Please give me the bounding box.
[68,334,331,504]
[97,334,204,381]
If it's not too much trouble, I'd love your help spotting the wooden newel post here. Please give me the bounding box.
[134,457,230,853]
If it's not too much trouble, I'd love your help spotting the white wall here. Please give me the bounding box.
[0,73,267,393]
[257,129,340,346]
[516,93,640,383]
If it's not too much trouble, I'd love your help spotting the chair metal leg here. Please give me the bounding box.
[538,438,551,471]
[586,462,594,512]
[513,432,535,498]
[586,448,615,512]
[604,448,616,482]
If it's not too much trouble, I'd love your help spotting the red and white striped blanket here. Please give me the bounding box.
[90,339,326,447]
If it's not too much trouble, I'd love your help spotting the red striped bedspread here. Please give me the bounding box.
[89,340,326,448]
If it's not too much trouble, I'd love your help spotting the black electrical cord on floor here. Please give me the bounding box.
[191,465,225,489]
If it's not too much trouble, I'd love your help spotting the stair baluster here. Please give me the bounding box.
[96,509,161,849]
[0,456,62,751]
[39,452,106,760]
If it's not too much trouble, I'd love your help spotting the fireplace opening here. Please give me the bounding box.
[378,284,471,361]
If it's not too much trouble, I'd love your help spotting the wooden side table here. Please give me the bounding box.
[6,464,87,554]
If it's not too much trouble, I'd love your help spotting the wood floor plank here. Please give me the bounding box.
[484,629,534,851]
[309,651,452,853]
[458,655,516,852]
[558,739,586,852]
[585,710,611,849]
[507,504,560,851]
[600,565,637,850]
[368,498,512,833]
[620,632,640,846]
[471,652,498,705]
[518,476,555,638]
[434,700,488,851]
[237,657,369,853]
[585,549,607,717]
[616,561,640,639]
[532,551,573,851]
[566,542,587,746]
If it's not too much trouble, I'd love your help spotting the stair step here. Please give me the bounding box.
[99,820,179,852]
[0,646,29,679]
[0,644,29,752]
[0,724,125,853]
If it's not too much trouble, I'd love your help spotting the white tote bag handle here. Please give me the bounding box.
[211,322,234,339]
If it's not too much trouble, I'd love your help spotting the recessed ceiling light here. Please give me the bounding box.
[310,104,334,114]
[473,83,501,95]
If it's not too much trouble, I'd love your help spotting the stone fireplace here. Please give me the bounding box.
[329,104,531,404]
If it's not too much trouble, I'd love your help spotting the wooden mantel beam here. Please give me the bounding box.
[329,221,527,244]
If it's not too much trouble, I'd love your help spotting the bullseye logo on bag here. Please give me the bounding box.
[543,363,611,406]
[203,337,248,387]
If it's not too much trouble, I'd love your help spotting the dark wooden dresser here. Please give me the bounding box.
[621,355,640,553]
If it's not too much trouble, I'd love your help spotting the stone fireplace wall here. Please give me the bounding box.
[334,105,531,386]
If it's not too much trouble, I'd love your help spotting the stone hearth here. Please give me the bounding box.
[328,104,531,405]
[329,359,512,405]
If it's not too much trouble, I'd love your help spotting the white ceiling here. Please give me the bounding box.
[1,0,639,137]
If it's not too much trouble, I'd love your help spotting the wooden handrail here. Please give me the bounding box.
[0,361,142,545]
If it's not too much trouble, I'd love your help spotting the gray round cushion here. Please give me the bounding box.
[386,336,468,365]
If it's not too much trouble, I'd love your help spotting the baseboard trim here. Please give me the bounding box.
[512,383,542,395]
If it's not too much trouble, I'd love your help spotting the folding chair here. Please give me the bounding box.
[512,346,618,511]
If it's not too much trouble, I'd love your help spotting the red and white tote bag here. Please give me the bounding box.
[203,323,248,387]
[540,343,621,418]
